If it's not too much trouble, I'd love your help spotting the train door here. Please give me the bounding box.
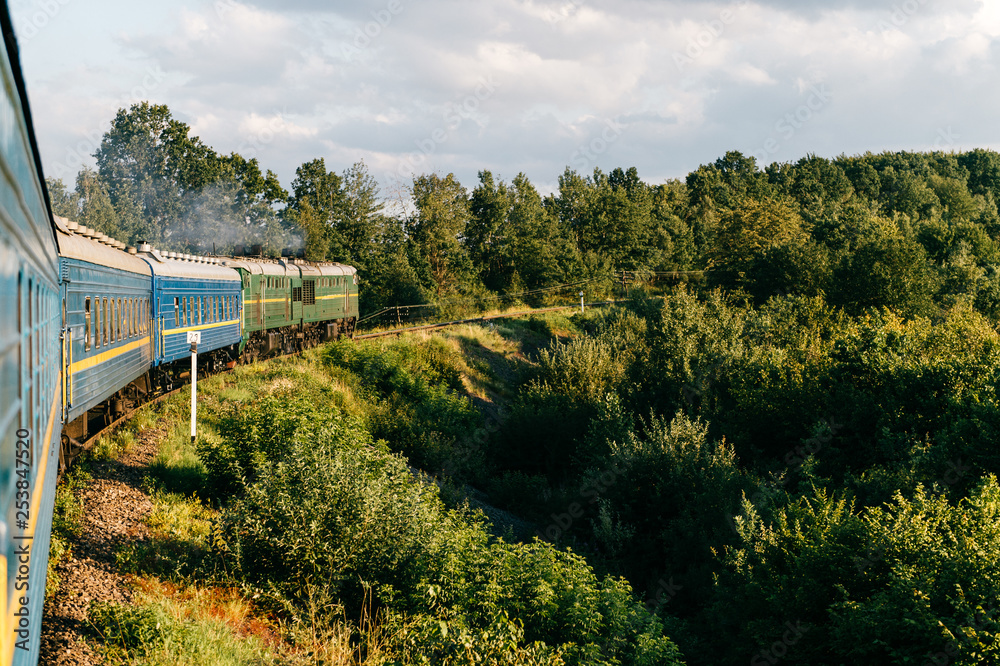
[257,276,264,328]
[292,284,303,322]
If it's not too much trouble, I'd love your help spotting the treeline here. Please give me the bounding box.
[48,101,1000,322]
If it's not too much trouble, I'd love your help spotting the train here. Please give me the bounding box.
[0,3,359,662]
[59,219,359,452]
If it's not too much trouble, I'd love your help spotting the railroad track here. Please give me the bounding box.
[355,300,619,340]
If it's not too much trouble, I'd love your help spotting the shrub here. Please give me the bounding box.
[705,478,1000,665]
[198,388,368,497]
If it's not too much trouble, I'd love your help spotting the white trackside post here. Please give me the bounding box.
[579,291,585,313]
[188,331,201,442]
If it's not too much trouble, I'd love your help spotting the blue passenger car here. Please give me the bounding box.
[137,247,242,369]
[56,217,153,431]
[0,6,62,664]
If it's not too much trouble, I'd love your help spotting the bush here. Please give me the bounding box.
[323,339,483,477]
[389,614,566,666]
[216,437,450,621]
[199,387,369,497]
[213,417,682,664]
[704,478,1000,665]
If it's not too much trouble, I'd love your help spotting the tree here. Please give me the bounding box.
[298,200,330,262]
[74,168,124,240]
[467,170,513,291]
[332,161,382,268]
[410,173,470,298]
[46,178,78,219]
[711,196,808,288]
[95,102,223,243]
[831,232,935,315]
[285,158,343,259]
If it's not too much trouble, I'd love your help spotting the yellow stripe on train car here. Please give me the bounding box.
[164,319,240,336]
[0,384,60,665]
[68,336,150,375]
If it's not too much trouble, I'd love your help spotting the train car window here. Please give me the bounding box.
[197,297,202,324]
[102,297,108,345]
[114,299,120,342]
[85,297,92,351]
[174,297,180,328]
[95,297,101,348]
[118,298,123,341]
[211,296,217,323]
[125,299,131,338]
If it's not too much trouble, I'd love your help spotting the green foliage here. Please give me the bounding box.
[705,479,1000,665]
[89,601,169,661]
[390,613,566,665]
[411,173,475,298]
[323,338,483,477]
[199,386,368,497]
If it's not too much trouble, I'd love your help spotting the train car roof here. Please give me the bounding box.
[137,245,240,282]
[221,259,292,276]
[220,258,355,277]
[54,215,152,276]
[306,263,357,277]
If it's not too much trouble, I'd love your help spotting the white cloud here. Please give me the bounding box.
[15,0,1000,195]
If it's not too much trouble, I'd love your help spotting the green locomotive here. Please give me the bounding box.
[222,253,358,362]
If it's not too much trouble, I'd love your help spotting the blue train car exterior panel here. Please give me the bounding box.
[138,250,242,365]
[0,8,62,664]
[56,218,153,424]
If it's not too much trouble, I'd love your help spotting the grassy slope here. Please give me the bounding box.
[56,310,678,665]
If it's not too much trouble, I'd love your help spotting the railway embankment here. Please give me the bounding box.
[40,311,683,665]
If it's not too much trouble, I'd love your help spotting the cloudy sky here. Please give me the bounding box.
[9,0,1000,197]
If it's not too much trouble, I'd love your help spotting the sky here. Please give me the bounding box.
[9,0,1000,198]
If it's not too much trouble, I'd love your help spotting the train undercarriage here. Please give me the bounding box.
[239,317,356,363]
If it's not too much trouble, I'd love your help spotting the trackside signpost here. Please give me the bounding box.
[188,331,201,442]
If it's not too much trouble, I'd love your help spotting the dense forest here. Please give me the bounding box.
[51,101,1000,664]
[49,102,1000,322]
